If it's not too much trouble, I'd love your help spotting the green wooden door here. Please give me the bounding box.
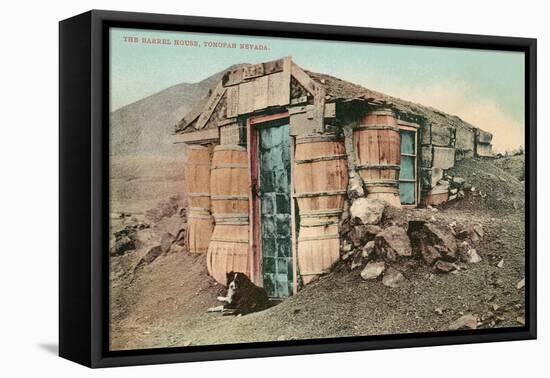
[259,124,293,298]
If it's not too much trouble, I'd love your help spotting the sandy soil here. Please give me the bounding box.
[109,156,526,350]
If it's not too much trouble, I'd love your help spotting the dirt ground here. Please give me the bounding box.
[109,156,526,350]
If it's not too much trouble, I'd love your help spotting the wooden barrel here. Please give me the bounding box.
[206,214,250,285]
[294,134,348,284]
[354,108,401,207]
[297,210,341,285]
[294,134,348,212]
[210,145,249,215]
[184,145,211,209]
[208,145,251,285]
[186,208,214,254]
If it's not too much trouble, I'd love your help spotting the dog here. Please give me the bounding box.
[207,272,271,315]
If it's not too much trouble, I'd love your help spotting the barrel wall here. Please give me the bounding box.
[294,134,348,284]
[207,145,251,285]
[185,145,214,254]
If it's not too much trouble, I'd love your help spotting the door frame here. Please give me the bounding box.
[246,112,297,295]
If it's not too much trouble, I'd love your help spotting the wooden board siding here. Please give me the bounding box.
[173,128,219,144]
[196,81,226,130]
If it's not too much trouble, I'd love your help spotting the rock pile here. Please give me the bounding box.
[340,196,484,288]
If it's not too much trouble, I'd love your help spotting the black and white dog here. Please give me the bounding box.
[208,272,271,315]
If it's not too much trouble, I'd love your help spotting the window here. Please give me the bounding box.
[399,129,417,205]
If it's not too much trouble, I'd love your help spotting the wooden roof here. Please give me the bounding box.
[175,58,488,137]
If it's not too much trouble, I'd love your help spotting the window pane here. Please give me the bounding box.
[400,130,415,154]
[400,155,415,180]
[399,182,415,204]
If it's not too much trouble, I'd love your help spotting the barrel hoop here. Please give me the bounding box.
[211,164,248,170]
[214,214,249,224]
[209,238,250,244]
[188,192,210,197]
[295,154,348,164]
[300,220,339,227]
[300,209,343,217]
[293,190,346,198]
[211,195,249,200]
[363,179,397,187]
[213,145,247,152]
[188,214,213,220]
[298,234,339,242]
[295,135,344,144]
[357,164,401,170]
[353,125,400,132]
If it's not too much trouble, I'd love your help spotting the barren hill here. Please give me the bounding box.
[109,69,221,157]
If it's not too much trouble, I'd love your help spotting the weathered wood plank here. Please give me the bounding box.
[173,128,219,144]
[253,75,269,110]
[291,62,318,95]
[243,63,264,79]
[195,81,226,130]
[175,97,208,131]
[223,67,244,87]
[226,85,239,118]
[263,58,285,75]
[267,57,291,107]
[238,80,255,114]
[324,102,336,118]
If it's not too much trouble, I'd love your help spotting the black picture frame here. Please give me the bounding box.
[59,9,537,368]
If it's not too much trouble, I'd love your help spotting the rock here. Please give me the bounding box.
[350,198,385,225]
[342,250,354,261]
[134,245,163,272]
[348,225,382,247]
[452,176,466,186]
[342,240,353,253]
[516,316,525,326]
[472,224,484,239]
[517,278,525,289]
[456,224,483,243]
[434,307,444,315]
[110,235,137,256]
[448,314,479,330]
[362,240,375,258]
[422,246,442,266]
[427,205,439,213]
[361,261,385,280]
[375,226,412,260]
[408,221,457,260]
[434,260,456,273]
[450,188,458,195]
[448,194,457,201]
[351,252,364,270]
[457,190,465,199]
[160,232,175,253]
[458,242,481,263]
[347,173,365,200]
[497,258,504,268]
[382,267,406,288]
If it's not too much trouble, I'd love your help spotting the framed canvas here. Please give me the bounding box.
[59,10,537,368]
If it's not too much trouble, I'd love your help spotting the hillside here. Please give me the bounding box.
[109,70,220,157]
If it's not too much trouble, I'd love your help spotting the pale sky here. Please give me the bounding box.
[110,28,525,151]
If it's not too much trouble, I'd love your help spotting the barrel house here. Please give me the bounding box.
[175,57,493,298]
